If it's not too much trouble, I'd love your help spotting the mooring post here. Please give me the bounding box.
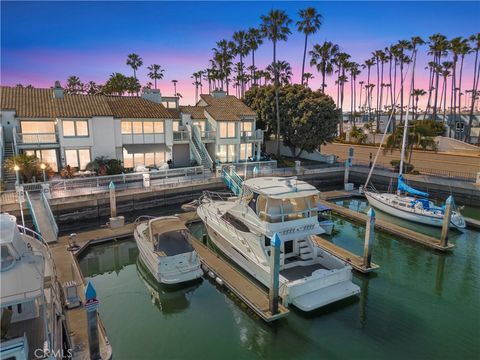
[85,281,100,360]
[269,233,281,315]
[363,208,376,269]
[109,181,116,218]
[440,196,453,247]
[344,159,350,185]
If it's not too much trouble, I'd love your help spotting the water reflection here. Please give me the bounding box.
[136,258,202,315]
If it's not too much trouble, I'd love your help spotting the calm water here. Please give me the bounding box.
[79,201,480,360]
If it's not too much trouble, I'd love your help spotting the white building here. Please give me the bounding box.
[0,84,263,184]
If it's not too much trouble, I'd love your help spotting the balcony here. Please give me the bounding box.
[15,132,59,148]
[200,130,216,142]
[173,130,190,142]
[241,129,264,142]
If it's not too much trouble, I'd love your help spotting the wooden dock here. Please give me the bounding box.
[465,217,480,230]
[320,190,363,201]
[318,199,454,251]
[313,236,379,273]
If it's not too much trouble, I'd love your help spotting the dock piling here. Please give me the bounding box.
[363,208,375,269]
[109,181,117,218]
[85,281,101,360]
[269,233,281,315]
[440,196,453,247]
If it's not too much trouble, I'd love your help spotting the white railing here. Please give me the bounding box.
[42,191,58,237]
[173,131,190,142]
[15,132,58,146]
[191,125,213,169]
[12,127,18,155]
[241,129,264,141]
[200,130,216,141]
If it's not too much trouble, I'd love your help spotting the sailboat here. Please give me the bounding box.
[363,47,466,230]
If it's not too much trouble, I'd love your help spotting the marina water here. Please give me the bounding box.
[79,199,479,359]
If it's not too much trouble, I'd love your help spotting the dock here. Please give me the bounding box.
[465,217,480,230]
[318,199,454,251]
[313,236,379,273]
[320,190,362,201]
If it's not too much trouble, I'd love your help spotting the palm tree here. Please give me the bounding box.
[302,72,314,87]
[65,75,84,94]
[309,41,339,93]
[266,61,293,85]
[246,28,263,86]
[396,40,412,125]
[147,64,164,90]
[363,57,375,125]
[212,40,235,93]
[372,50,386,127]
[333,52,350,134]
[410,36,425,97]
[428,34,449,121]
[467,33,480,142]
[126,53,143,80]
[412,89,427,120]
[439,62,452,118]
[233,30,250,97]
[296,7,322,85]
[347,62,361,125]
[260,9,292,156]
[85,81,100,95]
[191,71,203,103]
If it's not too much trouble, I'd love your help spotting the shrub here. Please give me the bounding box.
[390,160,414,174]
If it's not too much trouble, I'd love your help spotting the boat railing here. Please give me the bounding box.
[134,215,156,224]
[200,190,235,203]
[258,208,318,224]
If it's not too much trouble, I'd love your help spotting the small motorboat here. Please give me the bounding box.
[134,216,203,284]
[317,203,335,235]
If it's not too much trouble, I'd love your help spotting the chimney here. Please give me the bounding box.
[53,81,64,99]
[211,89,227,99]
[142,88,162,103]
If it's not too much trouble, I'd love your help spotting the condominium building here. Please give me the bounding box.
[0,84,263,183]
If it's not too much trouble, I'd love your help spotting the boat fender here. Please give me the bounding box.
[208,271,215,278]
[215,277,224,286]
[201,264,209,272]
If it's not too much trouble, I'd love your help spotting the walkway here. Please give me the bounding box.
[28,192,57,243]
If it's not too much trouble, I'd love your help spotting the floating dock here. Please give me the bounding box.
[313,236,379,273]
[320,190,362,201]
[465,217,480,230]
[318,199,454,251]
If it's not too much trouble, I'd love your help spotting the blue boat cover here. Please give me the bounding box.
[397,175,429,197]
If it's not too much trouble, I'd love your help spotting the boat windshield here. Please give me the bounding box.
[258,195,318,223]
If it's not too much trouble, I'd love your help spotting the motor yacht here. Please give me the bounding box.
[134,216,203,284]
[0,214,66,360]
[197,177,360,312]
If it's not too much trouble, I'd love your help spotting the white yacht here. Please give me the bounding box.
[197,177,360,312]
[134,216,203,284]
[1,214,65,360]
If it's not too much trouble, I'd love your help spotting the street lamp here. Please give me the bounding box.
[40,163,47,182]
[14,165,20,185]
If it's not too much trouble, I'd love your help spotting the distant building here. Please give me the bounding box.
[0,84,263,178]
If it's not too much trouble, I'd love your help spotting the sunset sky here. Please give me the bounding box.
[1,1,479,108]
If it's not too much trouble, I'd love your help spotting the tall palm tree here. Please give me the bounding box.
[266,61,293,85]
[396,40,412,125]
[85,81,100,95]
[439,62,452,118]
[412,89,427,120]
[309,41,339,93]
[126,53,143,80]
[467,33,480,142]
[65,75,84,94]
[233,30,250,97]
[363,57,375,125]
[334,52,351,134]
[372,49,386,127]
[212,40,235,93]
[302,72,314,87]
[347,62,361,125]
[428,34,449,121]
[296,7,322,85]
[410,36,425,97]
[147,64,164,90]
[260,9,292,156]
[246,28,263,86]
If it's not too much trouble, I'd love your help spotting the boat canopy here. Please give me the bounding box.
[397,175,429,198]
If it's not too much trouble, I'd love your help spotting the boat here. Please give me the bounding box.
[197,177,360,312]
[363,44,466,230]
[317,203,335,235]
[1,214,66,360]
[134,216,203,284]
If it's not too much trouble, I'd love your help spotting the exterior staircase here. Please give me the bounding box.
[188,124,213,171]
[3,142,17,190]
[298,239,313,261]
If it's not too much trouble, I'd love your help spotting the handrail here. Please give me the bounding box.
[15,132,58,145]
[191,125,213,170]
[42,191,58,237]
[12,127,18,155]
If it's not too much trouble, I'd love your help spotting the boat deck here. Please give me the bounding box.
[280,264,327,281]
[318,199,454,251]
[6,306,46,359]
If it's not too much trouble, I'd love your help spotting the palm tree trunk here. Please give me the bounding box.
[467,48,479,142]
[321,69,326,94]
[400,61,404,125]
[301,34,308,86]
[274,40,281,157]
[458,55,466,139]
[376,59,380,131]
[432,54,441,121]
[423,65,434,120]
[252,51,256,86]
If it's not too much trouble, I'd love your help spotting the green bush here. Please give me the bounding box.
[390,160,414,174]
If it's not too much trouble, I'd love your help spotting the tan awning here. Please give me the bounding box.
[149,217,187,236]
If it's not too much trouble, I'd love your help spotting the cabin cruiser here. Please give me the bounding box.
[317,204,335,235]
[197,177,360,312]
[134,216,203,284]
[365,175,466,229]
[1,214,65,360]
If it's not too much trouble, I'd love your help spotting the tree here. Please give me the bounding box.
[309,41,339,93]
[103,73,130,95]
[212,40,235,93]
[266,61,293,86]
[260,9,292,157]
[467,33,480,142]
[302,72,314,87]
[412,89,427,120]
[428,34,449,121]
[126,53,143,80]
[4,153,52,183]
[65,75,84,94]
[233,30,250,97]
[246,28,263,86]
[296,7,322,85]
[244,84,339,158]
[147,64,164,89]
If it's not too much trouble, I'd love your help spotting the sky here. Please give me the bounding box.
[1,1,479,107]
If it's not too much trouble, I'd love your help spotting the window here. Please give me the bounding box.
[240,143,252,160]
[123,149,133,168]
[154,121,164,134]
[65,149,91,170]
[145,153,155,166]
[143,122,154,134]
[219,122,236,138]
[193,121,206,132]
[242,122,253,135]
[172,121,180,132]
[25,149,58,172]
[122,148,166,168]
[20,121,56,143]
[132,122,143,134]
[62,120,88,137]
[217,144,236,162]
[455,122,465,132]
[121,121,132,134]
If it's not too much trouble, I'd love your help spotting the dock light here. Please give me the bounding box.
[14,165,20,185]
[40,163,47,182]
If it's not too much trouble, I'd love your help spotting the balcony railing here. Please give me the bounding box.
[173,131,190,142]
[16,132,58,146]
[200,130,216,141]
[241,129,264,141]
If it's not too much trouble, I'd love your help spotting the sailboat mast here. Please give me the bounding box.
[398,48,418,179]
